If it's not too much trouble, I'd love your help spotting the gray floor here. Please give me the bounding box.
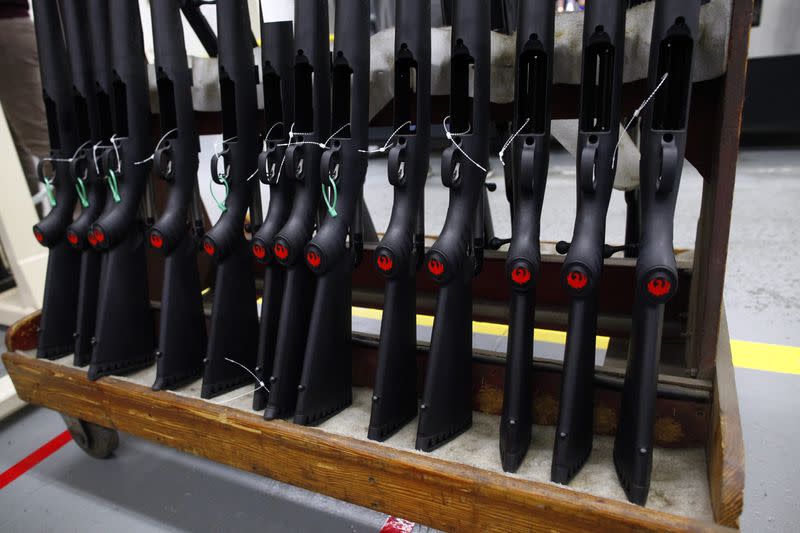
[1,147,799,532]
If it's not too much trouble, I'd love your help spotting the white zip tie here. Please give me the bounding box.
[41,139,93,165]
[92,141,109,175]
[442,116,487,174]
[612,72,669,168]
[211,357,269,405]
[214,383,267,405]
[498,118,531,166]
[134,128,178,165]
[214,135,239,154]
[109,134,124,172]
[359,121,411,154]
[278,122,351,149]
[274,122,301,183]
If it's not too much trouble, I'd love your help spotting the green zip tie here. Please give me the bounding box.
[107,169,121,203]
[321,173,338,218]
[75,177,89,208]
[44,178,57,207]
[210,173,229,213]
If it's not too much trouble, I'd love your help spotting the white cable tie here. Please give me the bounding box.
[442,116,486,174]
[612,72,669,168]
[498,118,531,167]
[134,128,178,166]
[359,121,411,154]
[109,134,123,172]
[222,357,267,391]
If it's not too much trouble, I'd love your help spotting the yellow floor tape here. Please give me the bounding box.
[351,307,799,375]
[730,340,800,376]
[253,299,798,375]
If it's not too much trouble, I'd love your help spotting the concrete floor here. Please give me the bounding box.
[1,147,799,532]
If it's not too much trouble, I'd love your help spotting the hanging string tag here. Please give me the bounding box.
[44,176,57,207]
[498,118,531,166]
[322,163,339,218]
[612,72,669,168]
[75,172,89,208]
[210,172,230,213]
[107,169,121,203]
[443,116,487,174]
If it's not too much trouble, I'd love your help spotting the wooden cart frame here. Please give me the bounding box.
[3,0,751,530]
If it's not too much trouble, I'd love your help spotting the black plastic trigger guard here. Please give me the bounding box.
[657,135,678,194]
[388,143,406,187]
[580,140,598,193]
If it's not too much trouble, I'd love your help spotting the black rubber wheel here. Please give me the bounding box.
[60,415,119,459]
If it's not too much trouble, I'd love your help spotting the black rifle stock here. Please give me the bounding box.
[264,0,330,421]
[199,0,261,399]
[551,0,626,484]
[368,0,431,442]
[87,0,155,380]
[614,0,700,505]
[416,0,490,452]
[499,0,554,473]
[147,0,210,390]
[59,0,109,367]
[31,0,82,360]
[293,0,370,426]
[251,19,295,411]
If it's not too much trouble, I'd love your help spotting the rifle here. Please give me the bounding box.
[291,0,370,426]
[147,0,210,390]
[251,16,295,411]
[30,0,82,360]
[199,0,261,399]
[499,0,554,473]
[368,0,431,442]
[614,0,700,505]
[57,0,108,367]
[551,0,626,484]
[87,0,155,380]
[416,0,491,452]
[264,0,330,421]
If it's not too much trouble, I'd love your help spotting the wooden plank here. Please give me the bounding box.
[707,308,745,528]
[687,0,753,375]
[3,350,735,533]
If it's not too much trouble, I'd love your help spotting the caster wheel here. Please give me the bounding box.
[60,415,119,459]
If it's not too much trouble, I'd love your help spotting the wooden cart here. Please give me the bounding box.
[3,0,751,530]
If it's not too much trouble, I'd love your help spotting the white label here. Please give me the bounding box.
[260,0,294,22]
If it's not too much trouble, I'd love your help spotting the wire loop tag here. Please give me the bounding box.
[443,116,486,174]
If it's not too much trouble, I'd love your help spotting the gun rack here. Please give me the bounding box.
[5,0,751,530]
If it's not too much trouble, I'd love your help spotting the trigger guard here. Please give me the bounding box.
[285,144,303,181]
[320,147,339,182]
[520,139,536,192]
[210,152,225,184]
[154,145,173,181]
[388,144,406,187]
[657,136,678,194]
[580,142,598,193]
[441,145,460,188]
[257,151,271,184]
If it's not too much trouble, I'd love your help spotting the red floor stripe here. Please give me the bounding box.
[0,430,73,490]
[380,516,416,533]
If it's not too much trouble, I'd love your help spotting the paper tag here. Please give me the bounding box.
[260,0,294,22]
